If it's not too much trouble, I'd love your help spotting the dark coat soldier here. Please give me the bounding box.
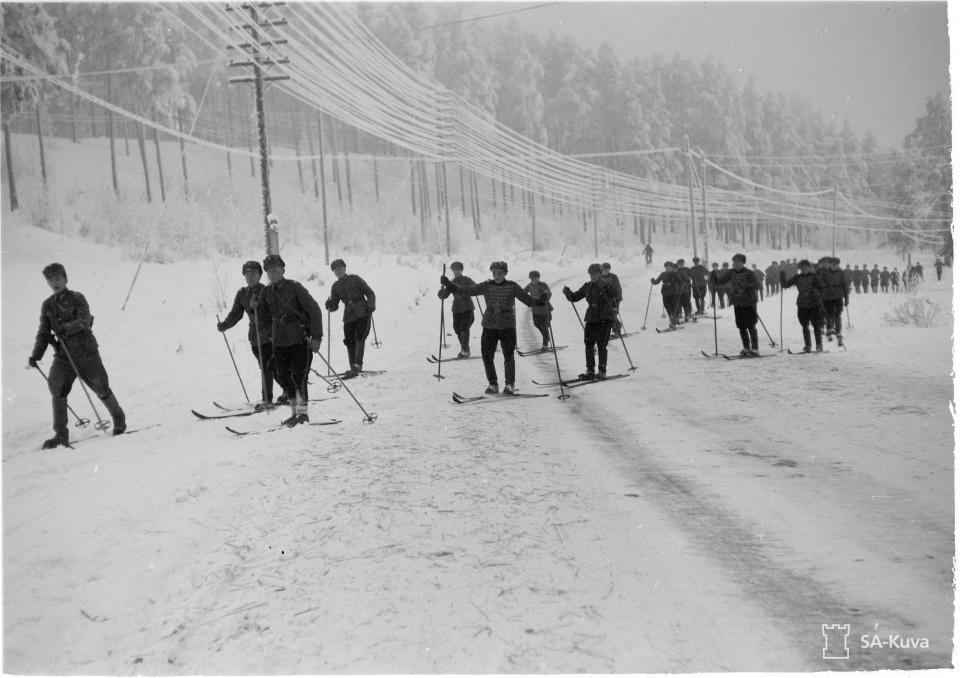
[260,254,324,426]
[689,257,709,315]
[326,259,376,377]
[564,264,619,380]
[29,263,126,448]
[818,257,849,347]
[782,259,825,352]
[524,271,553,350]
[218,260,286,409]
[711,254,761,356]
[438,261,476,358]
[651,261,682,329]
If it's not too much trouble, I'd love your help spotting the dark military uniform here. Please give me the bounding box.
[326,274,376,373]
[219,282,283,403]
[689,262,709,315]
[438,273,476,355]
[261,278,323,412]
[651,270,682,327]
[712,266,761,352]
[523,280,553,348]
[30,289,125,442]
[564,279,618,376]
[782,269,824,350]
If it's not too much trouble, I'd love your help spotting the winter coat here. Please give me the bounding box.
[326,274,376,323]
[564,279,618,323]
[262,278,324,347]
[676,266,693,291]
[782,271,823,308]
[438,274,476,313]
[523,281,553,317]
[652,271,681,297]
[818,269,849,302]
[220,283,273,345]
[711,267,759,307]
[31,289,99,361]
[445,278,537,329]
[601,272,623,303]
[688,264,709,289]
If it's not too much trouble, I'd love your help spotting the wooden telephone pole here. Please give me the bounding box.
[226,2,290,255]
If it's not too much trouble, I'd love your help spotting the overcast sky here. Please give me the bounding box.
[445,1,950,150]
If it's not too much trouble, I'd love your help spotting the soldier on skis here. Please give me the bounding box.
[437,261,476,358]
[710,253,761,357]
[781,259,825,353]
[260,254,324,426]
[651,261,681,329]
[440,261,544,395]
[28,263,126,448]
[325,259,376,378]
[217,260,287,410]
[563,263,619,381]
[524,270,553,351]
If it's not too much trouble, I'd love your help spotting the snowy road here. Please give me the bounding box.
[3,224,953,672]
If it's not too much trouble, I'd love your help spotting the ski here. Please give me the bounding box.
[426,354,482,364]
[655,326,685,333]
[68,424,161,446]
[787,348,831,355]
[210,397,333,413]
[721,353,776,360]
[225,420,342,436]
[532,376,594,387]
[563,374,630,389]
[451,391,549,404]
[610,332,638,339]
[516,345,568,357]
[336,369,387,380]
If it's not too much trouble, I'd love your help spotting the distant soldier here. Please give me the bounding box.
[818,257,849,347]
[764,260,780,297]
[651,261,682,329]
[708,262,724,310]
[935,258,944,281]
[675,258,694,323]
[643,243,654,266]
[852,265,862,294]
[891,267,901,292]
[689,256,709,315]
[326,259,376,378]
[879,266,891,293]
[782,259,825,353]
[751,263,765,301]
[869,265,881,293]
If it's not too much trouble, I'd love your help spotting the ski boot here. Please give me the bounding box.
[578,370,597,381]
[739,348,750,357]
[597,371,607,381]
[42,433,70,449]
[484,383,499,395]
[836,334,844,348]
[802,345,812,353]
[815,344,824,353]
[502,384,515,396]
[457,350,470,359]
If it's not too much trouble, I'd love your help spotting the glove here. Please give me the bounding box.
[649,278,656,284]
[368,305,375,314]
[309,338,322,352]
[324,299,336,312]
[28,357,38,368]
[440,275,451,287]
[844,297,849,307]
[217,321,226,332]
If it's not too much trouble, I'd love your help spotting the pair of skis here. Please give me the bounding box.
[700,350,775,360]
[532,373,630,389]
[451,390,548,404]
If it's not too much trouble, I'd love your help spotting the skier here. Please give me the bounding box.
[564,263,619,380]
[689,256,709,315]
[818,257,849,347]
[675,258,694,322]
[643,243,654,266]
[751,263,765,301]
[879,266,891,293]
[650,261,681,329]
[852,265,862,294]
[891,267,901,292]
[710,253,761,356]
[440,261,543,395]
[260,254,324,426]
[325,259,376,378]
[764,260,780,297]
[218,260,286,410]
[869,265,880,293]
[935,258,943,281]
[438,261,476,358]
[524,270,553,350]
[601,262,623,336]
[781,259,824,352]
[707,261,724,310]
[28,263,126,448]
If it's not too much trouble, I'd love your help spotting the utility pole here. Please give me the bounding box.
[684,135,698,260]
[831,184,838,257]
[227,2,290,255]
[700,149,708,265]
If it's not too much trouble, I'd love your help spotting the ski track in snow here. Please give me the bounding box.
[2,221,953,672]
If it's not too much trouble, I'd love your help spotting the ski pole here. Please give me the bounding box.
[548,323,569,401]
[32,363,89,428]
[569,299,584,330]
[217,313,250,402]
[252,304,268,405]
[326,309,332,376]
[51,332,111,430]
[370,315,382,348]
[617,311,628,336]
[640,284,652,330]
[614,319,638,371]
[756,312,777,348]
[709,298,720,356]
[436,264,446,381]
[779,286,784,353]
[846,305,852,330]
[314,352,377,424]
[309,367,343,394]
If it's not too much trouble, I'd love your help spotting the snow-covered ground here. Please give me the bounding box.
[2,207,953,673]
